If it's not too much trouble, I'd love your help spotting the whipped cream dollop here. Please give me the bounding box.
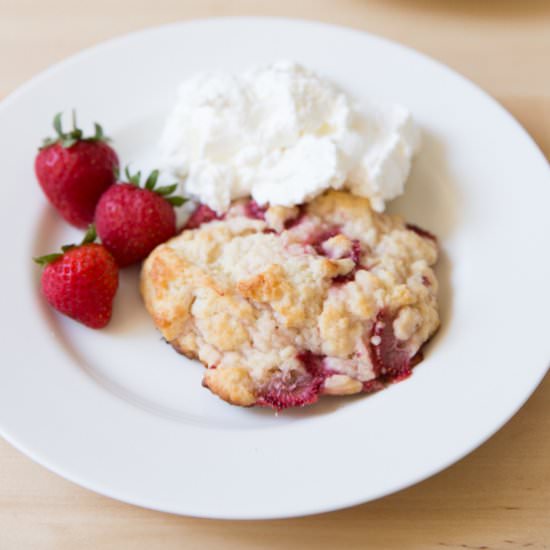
[159,61,421,213]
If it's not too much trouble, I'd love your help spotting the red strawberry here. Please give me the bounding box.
[95,168,185,267]
[184,203,223,230]
[256,370,322,410]
[35,112,119,228]
[257,352,327,411]
[243,200,267,220]
[368,308,412,381]
[34,226,119,329]
[362,379,386,393]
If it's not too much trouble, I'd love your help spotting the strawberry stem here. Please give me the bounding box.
[94,123,104,141]
[70,109,83,141]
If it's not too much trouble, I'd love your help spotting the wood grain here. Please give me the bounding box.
[1,1,549,548]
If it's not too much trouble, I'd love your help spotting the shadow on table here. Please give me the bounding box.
[372,0,550,18]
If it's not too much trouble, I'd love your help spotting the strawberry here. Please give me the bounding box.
[256,370,322,410]
[362,379,386,393]
[35,112,119,228]
[257,352,327,411]
[34,226,119,329]
[184,203,223,230]
[95,168,185,267]
[368,308,412,381]
[243,200,267,220]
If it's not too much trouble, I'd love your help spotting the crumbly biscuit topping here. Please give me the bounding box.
[141,191,439,409]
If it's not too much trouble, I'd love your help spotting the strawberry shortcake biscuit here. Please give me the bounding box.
[141,191,439,410]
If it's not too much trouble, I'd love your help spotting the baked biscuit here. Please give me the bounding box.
[141,191,439,410]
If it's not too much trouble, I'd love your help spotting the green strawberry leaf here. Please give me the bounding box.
[144,169,159,190]
[81,224,97,245]
[33,253,63,266]
[118,166,188,207]
[124,166,141,186]
[34,225,97,267]
[166,196,187,207]
[155,183,178,196]
[41,111,112,150]
[61,137,78,148]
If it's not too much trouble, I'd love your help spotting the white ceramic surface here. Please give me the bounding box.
[0,17,549,519]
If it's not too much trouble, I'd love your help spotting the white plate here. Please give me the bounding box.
[1,18,549,520]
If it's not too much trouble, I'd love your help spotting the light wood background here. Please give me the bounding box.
[1,1,549,548]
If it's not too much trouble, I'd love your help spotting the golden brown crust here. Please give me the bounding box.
[237,263,287,303]
[140,246,197,341]
[202,367,257,407]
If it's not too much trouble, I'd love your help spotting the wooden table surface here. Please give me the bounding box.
[1,1,549,548]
